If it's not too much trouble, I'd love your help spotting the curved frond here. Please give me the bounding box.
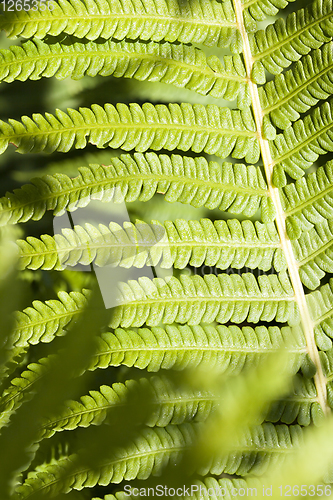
[271,99,333,186]
[0,153,273,227]
[0,324,305,428]
[89,324,306,373]
[14,423,305,498]
[39,376,216,440]
[250,0,333,75]
[0,103,259,163]
[0,357,50,428]
[15,424,195,498]
[0,0,241,50]
[2,289,90,384]
[16,218,286,273]
[10,290,89,349]
[110,273,299,328]
[266,374,323,426]
[280,160,333,239]
[1,290,88,383]
[292,219,333,290]
[260,43,333,129]
[0,38,247,103]
[307,278,333,349]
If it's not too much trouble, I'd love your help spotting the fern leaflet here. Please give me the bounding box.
[0,153,273,226]
[0,0,241,49]
[16,218,286,272]
[0,103,259,162]
[0,38,247,102]
[14,423,305,498]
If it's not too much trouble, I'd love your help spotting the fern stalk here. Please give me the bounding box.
[232,0,330,414]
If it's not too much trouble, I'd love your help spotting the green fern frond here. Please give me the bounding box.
[0,103,259,162]
[1,0,332,491]
[89,324,306,373]
[16,218,286,273]
[272,99,333,186]
[0,38,247,103]
[14,424,194,498]
[14,423,305,498]
[292,219,333,290]
[0,153,273,226]
[0,357,50,428]
[281,160,333,239]
[0,0,242,50]
[39,376,216,440]
[266,374,323,426]
[10,290,89,349]
[11,273,294,335]
[110,273,299,328]
[250,0,333,75]
[0,323,305,428]
[307,278,333,349]
[260,43,333,129]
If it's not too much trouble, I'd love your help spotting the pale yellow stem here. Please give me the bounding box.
[232,0,329,414]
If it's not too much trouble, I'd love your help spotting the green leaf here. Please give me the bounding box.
[281,160,333,238]
[0,357,50,428]
[260,42,333,129]
[0,153,272,226]
[0,38,247,102]
[271,99,333,184]
[110,273,299,328]
[250,0,333,74]
[89,323,305,373]
[0,103,259,162]
[292,219,333,290]
[16,218,286,273]
[307,278,333,349]
[10,289,89,350]
[0,0,332,492]
[285,216,302,241]
[0,285,111,496]
[14,423,305,498]
[0,0,242,50]
[0,323,305,429]
[39,375,216,440]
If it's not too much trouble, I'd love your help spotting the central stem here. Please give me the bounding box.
[232,0,329,415]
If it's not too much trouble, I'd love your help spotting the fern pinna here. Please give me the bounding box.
[1,0,333,497]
